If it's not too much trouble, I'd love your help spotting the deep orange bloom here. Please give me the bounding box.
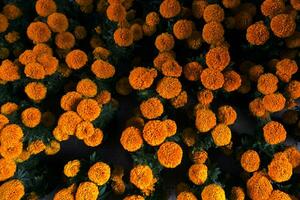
[240,150,260,172]
[177,192,197,200]
[200,68,224,90]
[183,61,202,81]
[0,14,9,33]
[257,73,278,95]
[47,12,68,33]
[246,21,270,45]
[159,0,181,18]
[173,20,194,40]
[188,164,208,185]
[88,162,111,185]
[230,187,245,200]
[270,14,296,38]
[157,141,183,168]
[206,47,230,71]
[146,12,160,26]
[0,59,20,81]
[75,182,99,200]
[247,172,273,200]
[156,77,182,99]
[35,0,57,17]
[2,4,22,20]
[27,22,51,43]
[0,158,16,181]
[211,124,232,146]
[263,121,286,145]
[76,99,101,121]
[261,0,285,17]
[268,153,292,182]
[0,179,25,200]
[192,0,208,19]
[36,54,58,75]
[25,82,47,102]
[84,128,104,147]
[217,105,237,125]
[286,80,300,99]
[143,120,167,146]
[203,4,224,23]
[275,58,298,82]
[76,79,98,97]
[161,60,182,77]
[91,59,115,79]
[249,98,266,117]
[155,33,175,52]
[55,32,75,49]
[262,93,286,112]
[140,97,163,119]
[120,126,143,152]
[114,28,134,47]
[21,107,41,128]
[202,22,224,44]
[201,184,225,200]
[195,108,216,132]
[129,67,157,90]
[106,3,126,22]
[65,49,88,70]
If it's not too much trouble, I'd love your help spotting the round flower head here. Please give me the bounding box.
[177,191,198,200]
[88,162,111,185]
[162,60,182,77]
[163,119,177,137]
[257,73,278,95]
[64,159,80,177]
[130,165,155,190]
[47,12,68,33]
[3,4,22,20]
[188,164,208,185]
[192,0,208,19]
[173,20,193,40]
[156,77,182,99]
[159,0,181,18]
[290,0,300,10]
[55,32,75,49]
[271,14,296,38]
[61,91,82,111]
[76,99,101,121]
[25,82,47,102]
[33,43,53,56]
[114,28,134,47]
[140,97,163,119]
[263,121,286,145]
[197,89,214,106]
[230,186,245,200]
[75,182,99,200]
[217,105,237,125]
[106,3,126,22]
[27,22,51,43]
[91,59,115,79]
[195,108,216,132]
[27,140,46,155]
[143,120,167,146]
[76,79,98,97]
[53,184,76,200]
[0,158,16,181]
[269,190,292,200]
[53,126,69,141]
[21,107,41,128]
[275,59,298,82]
[58,111,82,135]
[223,70,242,92]
[0,141,23,159]
[203,4,224,23]
[246,21,270,45]
[211,124,232,146]
[0,179,25,200]
[153,51,175,70]
[123,195,145,200]
[24,62,45,80]
[240,150,260,172]
[155,33,175,52]
[0,59,20,81]
[65,49,88,70]
[190,150,208,164]
[120,126,143,152]
[268,153,292,182]
[201,184,225,200]
[146,12,160,26]
[75,121,95,140]
[262,93,286,112]
[0,14,9,33]
[283,146,300,168]
[19,50,36,65]
[37,54,58,76]
[205,47,230,71]
[286,80,300,99]
[157,141,183,168]
[95,90,111,105]
[183,61,202,81]
[45,140,61,155]
[261,0,285,17]
[248,65,264,82]
[0,124,23,145]
[84,128,104,147]
[202,22,224,44]
[171,90,188,108]
[35,0,57,17]
[200,68,224,90]
[1,102,18,115]
[5,31,20,44]
[129,67,157,90]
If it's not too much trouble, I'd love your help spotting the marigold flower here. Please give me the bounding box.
[188,163,208,185]
[0,179,25,200]
[230,187,245,200]
[200,68,224,90]
[206,47,230,71]
[120,126,143,152]
[192,0,208,19]
[240,150,260,172]
[257,73,278,95]
[203,4,224,23]
[37,54,58,75]
[153,51,175,70]
[1,102,18,115]
[0,115,9,132]
[58,111,82,135]
[53,126,69,141]
[197,89,213,106]
[75,182,99,200]
[91,59,116,79]
[263,121,286,145]
[53,184,76,200]
[0,59,20,81]
[161,119,176,137]
[190,150,208,164]
[0,14,8,33]
[268,153,292,182]
[114,28,134,47]
[217,105,237,125]
[0,141,23,159]
[269,190,292,200]
[47,12,68,33]
[75,121,95,140]
[211,124,231,146]
[0,158,16,181]
[157,141,183,168]
[45,140,60,155]
[64,159,80,177]
[159,0,181,18]
[261,0,285,17]
[106,3,126,22]
[177,191,197,200]
[140,97,163,119]
[87,162,111,185]
[35,0,56,17]
[246,21,270,45]
[202,22,224,44]
[76,79,98,98]
[123,195,144,200]
[275,59,298,82]
[173,20,193,40]
[195,108,216,132]
[76,99,101,121]
[162,60,182,77]
[283,146,300,168]
[65,49,88,70]
[82,128,103,147]
[15,150,30,163]
[95,90,111,105]
[129,67,157,90]
[0,124,23,145]
[5,31,20,44]
[271,14,296,38]
[248,65,264,82]
[146,12,160,26]
[249,98,266,117]
[27,22,51,43]
[27,140,46,155]
[24,62,45,80]
[262,93,286,112]
[171,91,188,108]
[21,107,41,128]
[25,82,47,102]
[201,184,225,200]
[286,80,300,99]
[3,4,22,20]
[55,32,75,49]
[130,165,155,191]
[142,24,157,37]
[155,33,175,52]
[156,77,182,99]
[143,120,167,146]
[183,61,202,81]
[33,43,53,56]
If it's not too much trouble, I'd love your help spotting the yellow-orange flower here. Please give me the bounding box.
[286,80,300,99]
[55,32,75,49]
[190,150,208,164]
[162,60,182,77]
[25,82,47,102]
[65,49,88,70]
[275,59,298,82]
[53,184,75,200]
[27,140,46,155]
[217,105,237,125]
[159,0,181,18]
[283,146,300,168]
[270,14,296,38]
[195,108,216,132]
[201,184,225,200]
[35,0,57,17]
[249,98,266,117]
[0,179,25,200]
[177,191,197,200]
[246,21,270,45]
[129,67,157,90]
[21,107,41,128]
[76,99,101,121]
[155,33,175,52]
[123,195,144,200]
[106,3,126,22]
[64,160,80,177]
[36,54,58,75]
[146,12,160,26]
[19,50,36,65]
[24,62,45,80]
[83,128,104,147]
[156,77,182,99]
[60,91,82,111]
[0,59,20,81]
[27,22,51,43]
[188,163,208,185]
[47,12,68,33]
[202,22,224,44]
[261,0,285,17]
[75,182,99,200]
[268,153,292,182]
[153,51,175,70]
[140,97,163,119]
[1,102,18,115]
[240,150,260,172]
[257,73,278,95]
[263,121,286,145]
[0,158,16,181]
[143,120,167,146]
[76,79,98,97]
[33,43,53,56]
[203,4,224,23]
[91,59,116,79]
[94,90,111,105]
[75,121,95,140]
[230,186,245,200]
[3,4,22,20]
[0,114,9,130]
[200,68,224,90]
[183,61,202,81]
[268,190,292,200]
[157,141,183,168]
[114,28,134,47]
[206,47,230,71]
[45,140,61,155]
[88,162,111,185]
[173,20,193,40]
[262,93,286,112]
[120,126,143,152]
[57,111,82,135]
[211,124,231,146]
[0,124,23,144]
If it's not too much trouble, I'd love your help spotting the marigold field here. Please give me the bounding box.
[0,0,299,199]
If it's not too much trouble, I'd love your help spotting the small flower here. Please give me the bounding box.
[211,124,232,146]
[84,128,104,147]
[35,0,57,17]
[200,68,224,90]
[202,22,224,44]
[201,184,225,200]
[76,79,98,97]
[286,80,300,99]
[27,140,46,155]
[157,141,183,168]
[261,0,285,18]
[106,3,126,22]
[57,111,82,135]
[240,150,260,172]
[146,12,160,26]
[203,4,224,23]
[257,73,278,95]
[268,153,293,182]
[0,59,20,82]
[64,160,80,177]
[206,47,230,71]
[114,28,134,47]
[120,126,143,152]
[217,105,237,125]
[91,60,115,79]
[0,102,18,115]
[2,4,22,20]
[262,93,286,112]
[75,182,99,200]
[143,120,167,146]
[65,49,88,70]
[183,61,203,81]
[192,0,208,19]
[177,191,197,200]
[55,32,75,49]
[130,165,156,194]
[140,97,164,119]
[0,14,9,33]
[156,77,182,99]
[76,99,101,121]
[88,162,111,186]
[0,179,25,200]
[188,164,208,185]
[155,33,175,52]
[275,58,298,82]
[27,22,51,43]
[159,0,181,19]
[75,121,95,140]
[270,14,296,38]
[246,21,269,45]
[195,108,216,132]
[129,67,157,90]
[0,158,16,181]
[123,195,144,200]
[173,19,194,40]
[230,186,245,200]
[25,82,47,102]
[263,121,287,145]
[21,107,42,128]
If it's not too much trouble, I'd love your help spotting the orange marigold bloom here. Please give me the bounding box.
[249,98,266,117]
[157,141,183,168]
[0,14,8,33]
[88,162,111,185]
[91,59,115,79]
[84,128,104,147]
[0,142,23,159]
[201,184,225,200]
[1,102,18,115]
[0,114,9,130]
[0,158,16,181]
[217,105,237,125]
[159,0,181,18]
[200,68,224,90]
[248,65,264,82]
[140,97,163,119]
[192,0,208,19]
[183,61,202,81]
[27,22,51,43]
[286,80,300,99]
[37,54,58,75]
[171,90,188,108]
[5,31,20,44]
[106,3,126,22]
[95,90,111,105]
[162,60,182,77]
[130,165,155,191]
[21,107,41,128]
[75,121,94,140]
[24,62,45,80]
[203,4,224,23]
[47,12,68,33]
[163,119,177,137]
[53,184,76,200]
[76,79,98,97]
[270,14,296,38]
[197,89,214,106]
[143,120,167,146]
[257,73,278,95]
[222,0,240,8]
[0,59,20,81]
[211,124,231,146]
[268,153,292,182]
[0,179,25,200]
[129,67,157,90]
[263,121,286,145]
[146,12,160,26]
[64,159,80,177]
[153,51,175,70]
[45,140,60,155]
[114,28,134,47]
[202,22,224,44]
[155,33,175,52]
[27,140,46,155]
[19,50,36,65]
[3,4,22,20]
[53,126,69,141]
[0,124,23,144]
[156,77,182,99]
[55,32,75,49]
[75,182,99,200]
[240,150,260,172]
[76,99,101,121]
[230,186,245,200]
[173,19,193,40]
[25,82,47,102]
[206,47,230,71]
[195,108,216,132]
[269,190,292,200]
[65,49,88,70]
[35,0,56,17]
[262,93,286,112]
[246,21,270,45]
[120,126,143,152]
[123,195,144,200]
[190,150,208,164]
[33,43,53,56]
[261,0,285,18]
[223,70,241,92]
[275,58,298,82]
[58,111,82,135]
[177,191,197,200]
[188,164,208,185]
[283,146,300,168]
